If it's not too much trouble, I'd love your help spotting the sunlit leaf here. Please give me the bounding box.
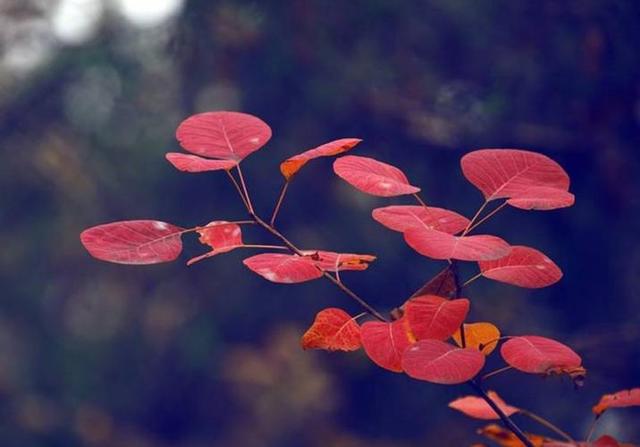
[478,246,563,288]
[500,335,582,376]
[592,388,640,416]
[301,308,361,351]
[280,138,361,180]
[80,220,184,265]
[506,186,575,211]
[361,318,415,372]
[243,253,322,283]
[448,391,519,420]
[176,111,272,161]
[187,221,243,265]
[404,227,511,261]
[333,155,420,197]
[461,149,570,201]
[300,250,376,272]
[405,295,469,340]
[402,340,485,384]
[372,205,469,234]
[165,152,237,172]
[478,424,546,447]
[453,322,501,355]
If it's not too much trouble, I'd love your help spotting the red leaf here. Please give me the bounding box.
[404,227,511,261]
[405,295,469,340]
[461,149,570,201]
[448,391,519,420]
[165,153,237,172]
[280,138,361,180]
[187,221,244,265]
[402,340,485,384]
[300,250,376,272]
[593,388,640,416]
[361,318,415,372]
[301,308,361,351]
[333,155,420,197]
[371,205,470,234]
[243,253,322,283]
[507,186,575,211]
[176,111,272,161]
[543,436,629,447]
[80,220,184,265]
[478,246,563,288]
[500,335,582,375]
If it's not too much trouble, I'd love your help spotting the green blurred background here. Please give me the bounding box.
[1,1,639,446]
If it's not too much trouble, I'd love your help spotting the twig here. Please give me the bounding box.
[520,409,574,443]
[226,171,251,211]
[467,201,508,233]
[270,181,289,226]
[480,366,513,382]
[236,165,254,213]
[462,200,488,236]
[462,272,483,287]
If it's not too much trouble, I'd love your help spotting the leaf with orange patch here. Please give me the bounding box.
[280,138,361,180]
[453,322,501,355]
[301,308,361,351]
[478,424,546,447]
[592,388,640,417]
[361,317,415,372]
[300,250,376,272]
[448,391,519,420]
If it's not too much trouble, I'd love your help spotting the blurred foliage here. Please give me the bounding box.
[0,0,639,445]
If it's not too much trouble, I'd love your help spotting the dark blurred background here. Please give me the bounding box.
[1,1,639,446]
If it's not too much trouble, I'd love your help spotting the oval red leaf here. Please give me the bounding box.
[301,308,361,351]
[593,388,640,416]
[404,227,511,261]
[80,220,184,265]
[500,335,582,374]
[333,155,420,197]
[176,111,272,161]
[461,149,570,201]
[402,340,485,384]
[372,205,470,234]
[479,245,563,288]
[187,221,244,265]
[165,152,237,172]
[280,138,361,180]
[506,186,575,210]
[405,295,469,340]
[243,253,322,283]
[361,318,414,372]
[448,391,519,420]
[300,250,376,272]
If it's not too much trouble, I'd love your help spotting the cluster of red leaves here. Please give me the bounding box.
[79,111,638,446]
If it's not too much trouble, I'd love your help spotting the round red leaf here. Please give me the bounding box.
[479,245,563,288]
[402,340,485,384]
[333,155,420,197]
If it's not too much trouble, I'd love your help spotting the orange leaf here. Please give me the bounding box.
[448,391,519,419]
[301,308,361,351]
[592,388,640,417]
[477,424,546,447]
[280,138,361,180]
[453,322,501,355]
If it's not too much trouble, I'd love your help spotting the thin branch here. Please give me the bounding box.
[459,323,467,348]
[413,193,428,208]
[462,200,488,236]
[468,381,534,447]
[585,416,599,442]
[270,181,289,226]
[242,244,289,250]
[226,170,251,211]
[462,272,483,287]
[467,201,508,233]
[480,366,513,382]
[236,165,254,214]
[251,213,387,322]
[519,409,574,443]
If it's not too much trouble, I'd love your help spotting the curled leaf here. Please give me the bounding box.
[404,227,511,261]
[448,391,519,420]
[243,253,322,283]
[165,152,237,172]
[333,155,420,197]
[592,388,640,417]
[280,138,361,180]
[301,308,361,351]
[478,245,563,288]
[80,220,184,265]
[372,205,470,234]
[402,340,485,384]
[300,250,376,272]
[176,111,272,161]
[453,322,501,355]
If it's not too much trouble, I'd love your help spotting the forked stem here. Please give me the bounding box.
[226,170,251,211]
[236,165,254,214]
[467,201,508,233]
[462,200,488,236]
[519,409,574,443]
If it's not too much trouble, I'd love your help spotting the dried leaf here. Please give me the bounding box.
[280,138,361,180]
